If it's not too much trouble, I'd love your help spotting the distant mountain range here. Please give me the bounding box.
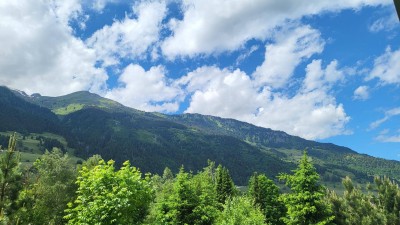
[1,85,400,185]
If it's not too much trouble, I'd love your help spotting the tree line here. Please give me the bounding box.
[1,134,400,224]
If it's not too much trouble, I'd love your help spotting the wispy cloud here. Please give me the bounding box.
[368,10,398,33]
[369,107,400,130]
[376,129,400,142]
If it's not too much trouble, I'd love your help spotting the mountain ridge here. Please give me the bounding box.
[2,85,400,185]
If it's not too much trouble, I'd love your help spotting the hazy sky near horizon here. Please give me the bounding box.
[0,0,399,160]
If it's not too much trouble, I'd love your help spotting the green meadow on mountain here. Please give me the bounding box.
[1,86,400,186]
[2,85,400,224]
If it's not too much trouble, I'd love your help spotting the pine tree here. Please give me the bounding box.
[279,151,334,225]
[248,172,285,225]
[328,176,387,225]
[152,164,221,225]
[0,133,21,222]
[374,176,400,224]
[216,165,236,204]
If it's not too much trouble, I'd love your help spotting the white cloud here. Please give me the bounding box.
[179,66,262,118]
[88,0,124,12]
[86,1,167,66]
[368,47,400,85]
[369,107,400,130]
[161,0,390,58]
[376,129,400,142]
[235,45,259,66]
[302,59,344,92]
[180,63,350,140]
[106,64,182,112]
[353,85,369,100]
[48,0,82,26]
[0,0,107,96]
[253,25,325,89]
[368,10,398,33]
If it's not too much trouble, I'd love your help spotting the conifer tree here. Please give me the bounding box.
[216,165,236,204]
[279,151,334,225]
[152,164,220,225]
[374,176,400,224]
[0,133,21,222]
[328,176,387,225]
[248,172,285,225]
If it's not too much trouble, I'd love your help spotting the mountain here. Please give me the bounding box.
[3,86,400,185]
[0,87,61,134]
[17,90,138,115]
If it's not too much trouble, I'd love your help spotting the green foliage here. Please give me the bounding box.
[248,172,285,225]
[328,176,400,225]
[215,196,265,225]
[328,176,387,225]
[151,164,220,225]
[16,149,77,224]
[374,176,400,222]
[81,154,103,170]
[64,160,153,225]
[0,133,22,222]
[279,151,334,225]
[216,165,236,204]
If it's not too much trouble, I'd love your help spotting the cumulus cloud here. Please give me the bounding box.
[368,47,400,85]
[0,0,107,96]
[253,25,325,89]
[106,64,183,112]
[161,0,390,58]
[180,61,350,140]
[86,1,167,66]
[353,86,369,100]
[178,66,262,118]
[302,60,344,92]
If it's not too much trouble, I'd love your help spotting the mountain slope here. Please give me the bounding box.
[0,86,61,134]
[61,108,293,184]
[4,87,400,185]
[17,90,139,115]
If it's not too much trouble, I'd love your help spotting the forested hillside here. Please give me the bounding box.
[2,85,400,186]
[2,134,400,224]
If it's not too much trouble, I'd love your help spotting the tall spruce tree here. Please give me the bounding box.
[248,173,285,225]
[152,164,221,225]
[0,133,21,222]
[216,165,236,204]
[279,151,334,225]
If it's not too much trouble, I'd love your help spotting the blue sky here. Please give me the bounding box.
[0,0,399,160]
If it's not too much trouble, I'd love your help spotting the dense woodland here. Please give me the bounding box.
[2,134,400,225]
[3,86,400,187]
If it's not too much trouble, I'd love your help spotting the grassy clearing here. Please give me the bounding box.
[52,103,85,115]
[0,131,75,155]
